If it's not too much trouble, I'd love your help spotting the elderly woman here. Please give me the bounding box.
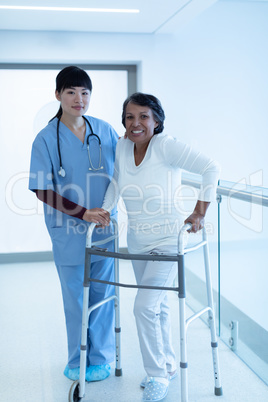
[103,92,220,401]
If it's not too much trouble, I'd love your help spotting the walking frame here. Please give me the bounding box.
[68,217,223,401]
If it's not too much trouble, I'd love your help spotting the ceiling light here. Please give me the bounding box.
[0,6,139,13]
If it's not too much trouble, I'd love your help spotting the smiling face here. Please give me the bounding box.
[55,86,91,119]
[125,102,158,147]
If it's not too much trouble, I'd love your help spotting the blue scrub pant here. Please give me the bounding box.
[56,258,115,368]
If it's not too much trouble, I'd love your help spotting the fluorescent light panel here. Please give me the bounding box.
[0,5,139,13]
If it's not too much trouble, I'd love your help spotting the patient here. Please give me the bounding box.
[103,92,220,401]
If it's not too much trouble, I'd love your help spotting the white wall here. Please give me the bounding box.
[1,0,268,253]
[164,1,268,188]
[1,1,267,185]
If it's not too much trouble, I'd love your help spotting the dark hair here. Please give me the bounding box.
[122,92,165,134]
[51,66,92,121]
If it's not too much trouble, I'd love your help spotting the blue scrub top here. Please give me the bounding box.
[29,116,118,265]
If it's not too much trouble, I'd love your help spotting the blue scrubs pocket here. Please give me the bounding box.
[50,224,88,266]
[50,220,115,266]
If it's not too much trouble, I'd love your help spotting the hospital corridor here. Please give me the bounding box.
[1,0,268,401]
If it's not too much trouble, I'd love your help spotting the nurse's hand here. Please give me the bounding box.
[82,208,110,227]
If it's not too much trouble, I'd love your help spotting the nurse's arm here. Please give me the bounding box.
[35,189,86,219]
[35,189,110,226]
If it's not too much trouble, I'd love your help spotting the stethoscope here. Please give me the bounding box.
[57,116,103,177]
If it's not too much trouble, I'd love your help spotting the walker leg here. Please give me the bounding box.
[112,220,122,377]
[203,235,223,396]
[114,257,122,376]
[178,255,188,402]
[78,251,92,399]
[179,297,188,402]
[78,287,89,398]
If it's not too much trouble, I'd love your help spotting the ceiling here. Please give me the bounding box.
[0,0,218,34]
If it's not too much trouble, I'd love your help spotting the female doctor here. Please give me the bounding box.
[29,66,118,382]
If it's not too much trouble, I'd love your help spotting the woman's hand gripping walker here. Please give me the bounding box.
[68,220,222,402]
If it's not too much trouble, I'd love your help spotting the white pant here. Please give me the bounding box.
[132,246,178,378]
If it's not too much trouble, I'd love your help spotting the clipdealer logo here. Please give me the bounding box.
[226,170,264,233]
[4,169,266,234]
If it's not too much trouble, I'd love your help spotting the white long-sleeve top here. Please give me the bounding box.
[103,134,220,254]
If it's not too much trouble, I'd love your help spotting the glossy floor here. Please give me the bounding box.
[1,260,267,402]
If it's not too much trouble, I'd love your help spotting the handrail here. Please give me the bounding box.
[181,177,268,207]
[217,185,268,206]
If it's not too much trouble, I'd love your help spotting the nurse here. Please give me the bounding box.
[29,66,118,382]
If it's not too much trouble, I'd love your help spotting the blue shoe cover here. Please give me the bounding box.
[63,365,80,381]
[86,364,111,382]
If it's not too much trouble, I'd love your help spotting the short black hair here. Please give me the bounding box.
[122,92,165,134]
[51,66,92,121]
[56,66,92,93]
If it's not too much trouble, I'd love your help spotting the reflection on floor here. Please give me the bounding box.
[0,260,268,402]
